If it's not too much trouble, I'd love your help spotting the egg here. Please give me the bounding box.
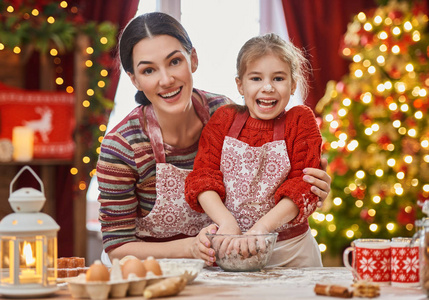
[86,260,110,282]
[119,255,138,266]
[122,258,147,279]
[142,256,162,276]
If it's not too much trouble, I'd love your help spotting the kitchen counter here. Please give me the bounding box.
[1,267,425,300]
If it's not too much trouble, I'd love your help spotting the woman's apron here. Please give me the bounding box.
[101,96,212,266]
[220,110,322,267]
[135,97,213,239]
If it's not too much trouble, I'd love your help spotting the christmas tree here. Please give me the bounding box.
[313,0,429,256]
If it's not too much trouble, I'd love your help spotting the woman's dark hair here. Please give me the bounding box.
[119,12,193,105]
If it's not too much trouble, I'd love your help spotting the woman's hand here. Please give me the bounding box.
[303,157,331,207]
[189,224,218,266]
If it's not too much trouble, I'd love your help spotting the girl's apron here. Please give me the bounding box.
[135,96,212,239]
[220,110,322,267]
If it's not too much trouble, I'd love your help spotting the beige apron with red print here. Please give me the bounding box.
[221,110,322,267]
[136,96,212,239]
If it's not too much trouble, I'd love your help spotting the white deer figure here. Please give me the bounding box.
[23,106,53,143]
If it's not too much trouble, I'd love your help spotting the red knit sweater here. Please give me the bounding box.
[185,104,322,225]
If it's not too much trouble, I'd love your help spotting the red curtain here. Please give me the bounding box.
[282,0,378,112]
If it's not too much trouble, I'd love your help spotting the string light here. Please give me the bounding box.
[79,181,87,190]
[55,77,64,85]
[364,22,373,31]
[386,223,395,231]
[328,224,336,232]
[346,230,354,238]
[403,21,412,31]
[333,197,342,206]
[372,196,381,203]
[369,224,378,232]
[373,15,383,24]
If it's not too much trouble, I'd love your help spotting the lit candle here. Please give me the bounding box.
[19,242,39,284]
[12,126,34,161]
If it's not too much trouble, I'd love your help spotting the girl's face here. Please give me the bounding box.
[128,35,198,115]
[235,52,296,120]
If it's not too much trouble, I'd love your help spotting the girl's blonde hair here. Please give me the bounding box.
[236,33,311,100]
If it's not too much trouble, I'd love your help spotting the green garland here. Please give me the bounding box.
[0,0,118,180]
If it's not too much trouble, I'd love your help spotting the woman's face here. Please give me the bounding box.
[235,52,296,120]
[128,35,198,114]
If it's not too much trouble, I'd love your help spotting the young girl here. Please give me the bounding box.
[185,33,323,267]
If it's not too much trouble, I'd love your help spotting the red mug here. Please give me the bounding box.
[390,237,419,287]
[343,239,391,285]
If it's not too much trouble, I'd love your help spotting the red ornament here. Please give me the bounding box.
[360,208,374,223]
[351,187,365,200]
[388,10,403,21]
[330,156,349,176]
[397,206,416,225]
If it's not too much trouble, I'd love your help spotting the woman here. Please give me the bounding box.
[97,12,331,266]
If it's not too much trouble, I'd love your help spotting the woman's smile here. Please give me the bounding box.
[159,87,182,100]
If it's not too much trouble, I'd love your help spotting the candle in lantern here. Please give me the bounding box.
[12,126,34,161]
[20,268,38,284]
[19,242,39,284]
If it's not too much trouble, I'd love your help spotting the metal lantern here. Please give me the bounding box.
[0,166,60,297]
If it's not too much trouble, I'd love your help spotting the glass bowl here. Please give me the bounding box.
[206,232,278,272]
[157,258,205,282]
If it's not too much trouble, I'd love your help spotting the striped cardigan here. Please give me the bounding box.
[96,89,232,253]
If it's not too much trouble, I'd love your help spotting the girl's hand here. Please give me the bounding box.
[303,157,331,207]
[190,224,218,266]
[215,222,242,259]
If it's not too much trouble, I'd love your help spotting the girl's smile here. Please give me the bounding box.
[235,52,296,120]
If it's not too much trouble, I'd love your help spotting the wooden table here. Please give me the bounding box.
[1,267,425,300]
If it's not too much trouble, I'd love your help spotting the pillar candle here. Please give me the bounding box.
[12,126,34,161]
